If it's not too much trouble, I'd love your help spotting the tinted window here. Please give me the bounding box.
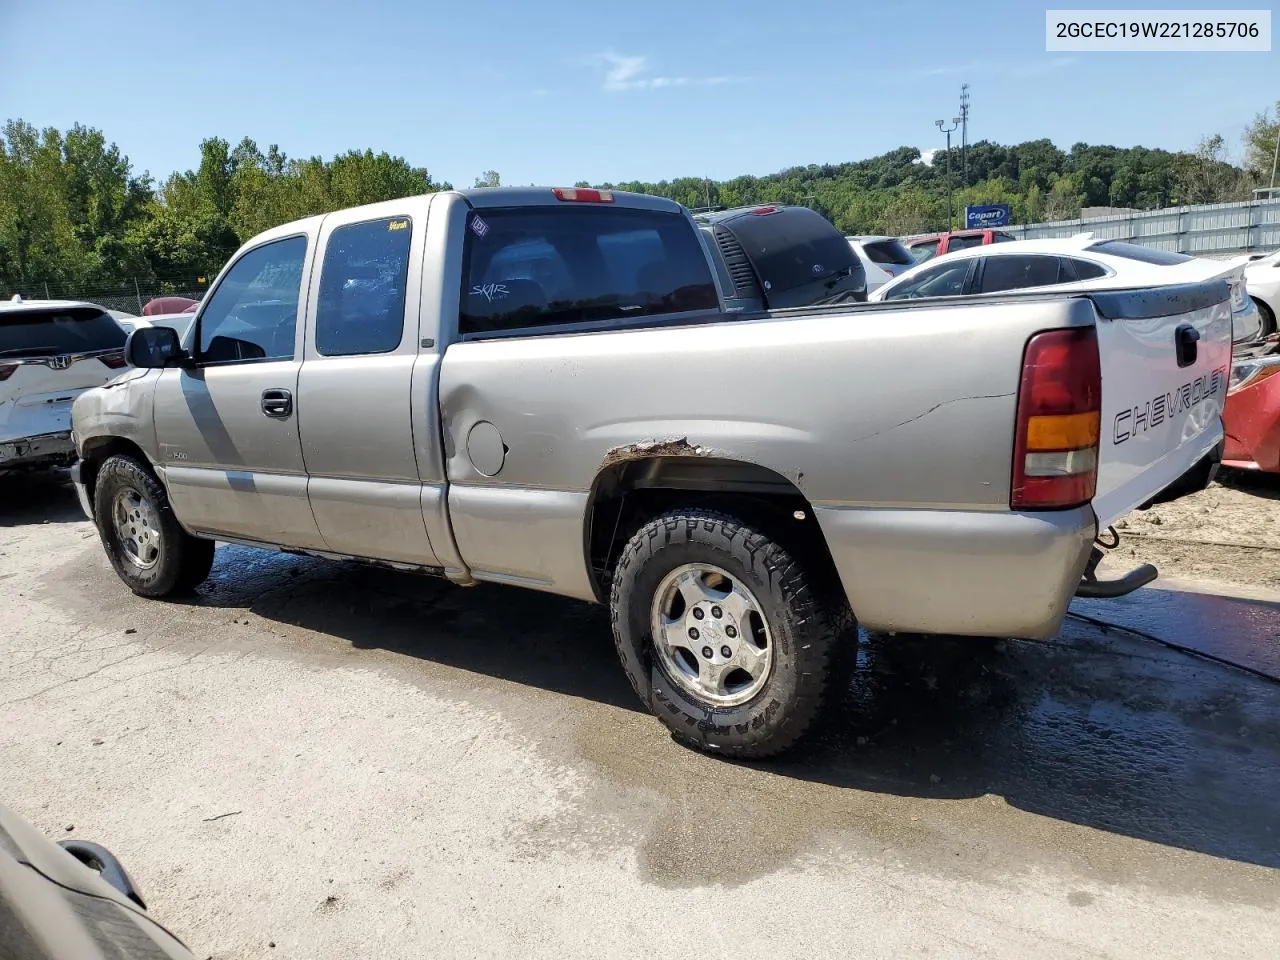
[316,217,411,357]
[947,234,986,252]
[883,259,972,300]
[0,307,125,358]
[1068,258,1107,280]
[460,206,718,335]
[198,236,307,365]
[861,239,915,266]
[1087,240,1192,265]
[725,207,855,295]
[908,239,939,263]
[993,232,1016,243]
[978,255,1064,293]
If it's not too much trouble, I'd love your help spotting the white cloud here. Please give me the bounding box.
[916,57,1077,81]
[918,148,939,164]
[591,51,748,92]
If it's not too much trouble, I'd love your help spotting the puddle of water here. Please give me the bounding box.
[1071,585,1280,680]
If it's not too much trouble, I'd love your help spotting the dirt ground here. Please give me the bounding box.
[2,473,1279,959]
[1107,472,1280,589]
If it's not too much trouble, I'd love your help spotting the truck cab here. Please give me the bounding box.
[904,228,1017,264]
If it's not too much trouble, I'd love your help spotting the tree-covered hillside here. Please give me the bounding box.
[1,102,1276,297]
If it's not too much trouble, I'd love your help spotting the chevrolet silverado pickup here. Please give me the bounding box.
[70,186,1231,758]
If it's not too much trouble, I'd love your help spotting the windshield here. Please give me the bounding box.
[0,307,127,358]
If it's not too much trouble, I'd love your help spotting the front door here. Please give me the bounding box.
[153,232,327,549]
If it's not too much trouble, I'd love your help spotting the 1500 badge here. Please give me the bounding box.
[1113,366,1227,445]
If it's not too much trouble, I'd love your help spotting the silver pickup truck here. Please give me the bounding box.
[70,186,1231,758]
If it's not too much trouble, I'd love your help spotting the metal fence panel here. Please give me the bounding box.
[1010,199,1280,257]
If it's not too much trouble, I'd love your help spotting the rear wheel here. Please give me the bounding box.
[93,454,215,597]
[610,509,851,758]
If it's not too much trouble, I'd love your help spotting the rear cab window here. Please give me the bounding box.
[946,234,986,253]
[0,307,126,360]
[460,206,719,336]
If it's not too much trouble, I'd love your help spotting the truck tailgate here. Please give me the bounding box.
[1090,281,1232,528]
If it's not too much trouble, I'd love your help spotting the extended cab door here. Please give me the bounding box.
[295,198,443,566]
[152,231,327,548]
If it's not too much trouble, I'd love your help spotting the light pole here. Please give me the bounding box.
[936,117,961,229]
[1270,118,1279,189]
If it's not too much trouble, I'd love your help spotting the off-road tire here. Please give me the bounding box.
[610,509,851,759]
[93,454,215,597]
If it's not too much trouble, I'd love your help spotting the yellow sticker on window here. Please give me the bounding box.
[388,219,409,231]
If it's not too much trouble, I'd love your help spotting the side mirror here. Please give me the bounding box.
[125,325,186,369]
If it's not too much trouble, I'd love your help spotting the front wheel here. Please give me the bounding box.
[610,509,850,759]
[93,454,215,597]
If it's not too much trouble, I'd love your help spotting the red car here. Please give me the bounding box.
[903,228,1017,264]
[1224,350,1280,473]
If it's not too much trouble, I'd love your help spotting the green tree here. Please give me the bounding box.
[1243,101,1280,186]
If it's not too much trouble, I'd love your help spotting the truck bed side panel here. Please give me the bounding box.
[438,297,1098,600]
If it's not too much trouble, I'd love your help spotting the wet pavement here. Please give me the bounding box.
[2,474,1279,958]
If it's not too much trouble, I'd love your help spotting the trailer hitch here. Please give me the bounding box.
[1075,528,1159,599]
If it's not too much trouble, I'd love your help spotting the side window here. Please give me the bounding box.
[908,239,939,263]
[978,255,1063,294]
[993,232,1016,243]
[1067,257,1107,281]
[883,259,972,300]
[460,207,719,336]
[198,236,307,365]
[316,217,412,357]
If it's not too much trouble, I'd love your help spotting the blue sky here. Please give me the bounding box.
[1,0,1275,187]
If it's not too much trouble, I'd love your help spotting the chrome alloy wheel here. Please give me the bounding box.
[650,563,774,707]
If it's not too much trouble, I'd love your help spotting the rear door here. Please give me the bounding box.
[295,199,442,565]
[0,306,128,445]
[1091,282,1232,527]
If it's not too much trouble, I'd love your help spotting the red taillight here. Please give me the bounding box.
[0,363,16,382]
[750,206,778,215]
[100,352,128,369]
[1011,327,1101,510]
[552,187,614,203]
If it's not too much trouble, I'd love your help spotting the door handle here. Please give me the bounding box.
[1175,324,1200,368]
[261,388,293,419]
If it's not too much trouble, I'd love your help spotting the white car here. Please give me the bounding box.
[869,236,1264,347]
[1244,248,1280,337]
[1,297,130,474]
[847,235,917,293]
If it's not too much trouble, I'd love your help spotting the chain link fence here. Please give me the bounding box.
[1,278,210,315]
